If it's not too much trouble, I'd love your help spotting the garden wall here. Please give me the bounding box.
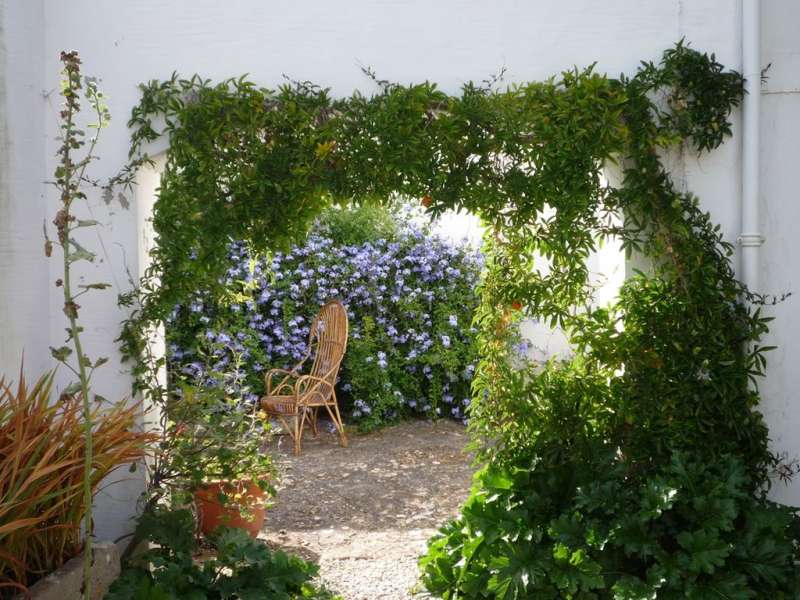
[1,0,798,541]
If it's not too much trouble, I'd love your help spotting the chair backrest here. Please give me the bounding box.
[307,300,349,395]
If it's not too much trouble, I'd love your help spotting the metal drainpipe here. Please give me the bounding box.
[740,0,763,293]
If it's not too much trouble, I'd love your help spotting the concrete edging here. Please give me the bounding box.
[24,542,120,600]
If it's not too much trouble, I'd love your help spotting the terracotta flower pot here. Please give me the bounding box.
[194,479,267,538]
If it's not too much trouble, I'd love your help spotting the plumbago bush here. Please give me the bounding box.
[165,204,482,430]
[118,41,800,596]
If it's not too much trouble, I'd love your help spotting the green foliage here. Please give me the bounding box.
[116,53,628,401]
[420,43,799,598]
[420,453,800,598]
[105,509,340,600]
[314,202,400,246]
[137,364,274,523]
[114,39,799,595]
[163,384,274,504]
[631,42,744,151]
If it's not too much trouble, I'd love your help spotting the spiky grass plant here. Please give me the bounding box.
[0,367,152,596]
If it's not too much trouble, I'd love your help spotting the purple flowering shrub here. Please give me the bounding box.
[166,205,482,430]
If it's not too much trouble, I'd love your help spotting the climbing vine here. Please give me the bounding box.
[118,41,799,595]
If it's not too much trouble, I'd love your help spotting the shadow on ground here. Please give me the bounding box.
[261,419,473,600]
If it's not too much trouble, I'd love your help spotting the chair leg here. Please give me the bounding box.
[324,396,348,448]
[309,408,319,437]
[294,412,305,455]
[333,403,348,447]
[266,407,304,454]
[275,413,291,439]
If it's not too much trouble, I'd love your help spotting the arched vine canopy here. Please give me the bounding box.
[121,41,777,498]
[117,41,800,595]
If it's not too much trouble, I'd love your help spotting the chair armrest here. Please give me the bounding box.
[265,368,299,395]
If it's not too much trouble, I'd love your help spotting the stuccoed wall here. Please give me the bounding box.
[0,0,49,378]
[0,0,797,540]
[758,0,800,508]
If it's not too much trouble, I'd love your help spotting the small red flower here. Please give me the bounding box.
[511,300,523,311]
[421,195,432,208]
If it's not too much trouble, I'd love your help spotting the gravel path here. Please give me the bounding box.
[261,419,473,600]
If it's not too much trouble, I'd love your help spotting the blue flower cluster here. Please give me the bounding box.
[166,212,482,430]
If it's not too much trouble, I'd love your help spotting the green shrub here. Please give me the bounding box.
[421,452,799,598]
[159,383,275,511]
[420,44,800,598]
[116,41,799,597]
[315,202,400,246]
[105,509,340,600]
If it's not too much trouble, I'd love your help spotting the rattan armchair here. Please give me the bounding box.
[260,300,349,455]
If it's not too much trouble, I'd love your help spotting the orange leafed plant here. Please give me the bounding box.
[0,367,153,595]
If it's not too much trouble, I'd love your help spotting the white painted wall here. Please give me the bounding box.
[0,0,48,377]
[757,0,800,507]
[1,0,797,540]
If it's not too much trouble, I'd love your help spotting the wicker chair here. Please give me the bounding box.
[260,300,349,455]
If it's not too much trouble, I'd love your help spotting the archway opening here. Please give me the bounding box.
[117,43,795,596]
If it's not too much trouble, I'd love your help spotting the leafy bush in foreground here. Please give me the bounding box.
[105,509,339,600]
[421,450,799,598]
[166,204,482,430]
[420,45,800,598]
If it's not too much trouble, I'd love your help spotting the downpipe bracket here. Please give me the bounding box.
[738,232,765,247]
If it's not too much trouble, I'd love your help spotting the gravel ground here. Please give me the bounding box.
[261,419,473,600]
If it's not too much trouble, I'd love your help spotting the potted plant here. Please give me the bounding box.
[169,383,275,538]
